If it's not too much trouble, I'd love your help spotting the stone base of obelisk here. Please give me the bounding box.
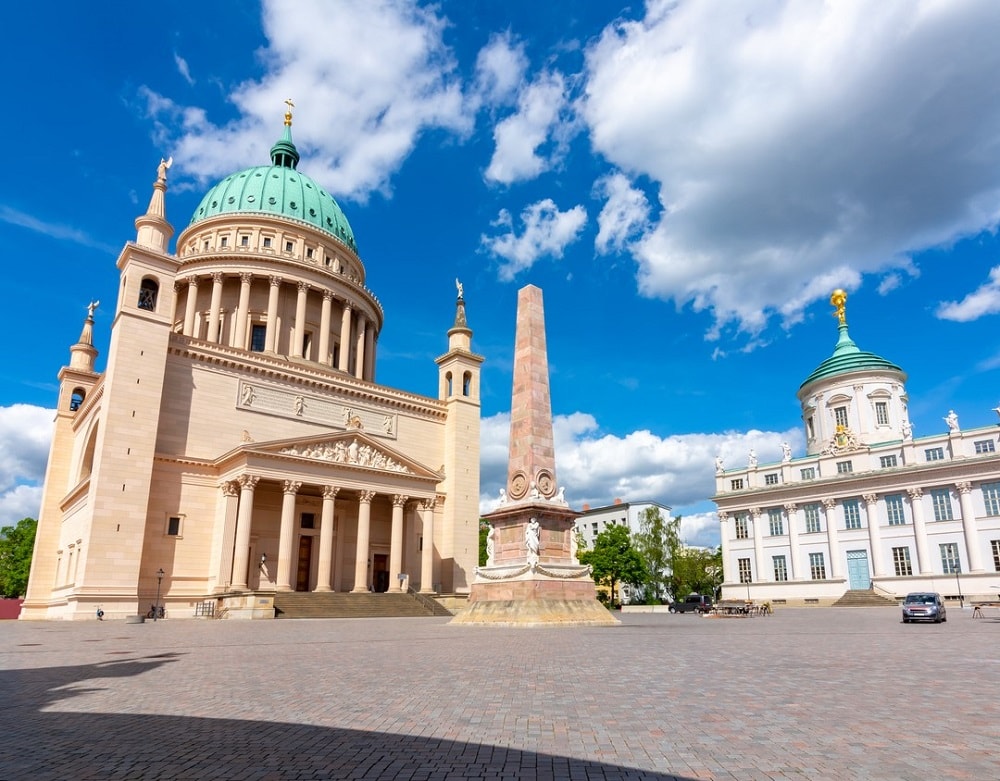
[450,501,618,627]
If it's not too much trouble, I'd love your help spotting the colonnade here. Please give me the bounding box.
[175,273,376,379]
[219,474,436,594]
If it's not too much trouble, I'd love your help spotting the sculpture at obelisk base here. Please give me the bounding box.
[451,285,617,626]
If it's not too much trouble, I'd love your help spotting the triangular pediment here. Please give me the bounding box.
[240,431,441,479]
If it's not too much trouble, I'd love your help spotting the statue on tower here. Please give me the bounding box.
[831,288,847,325]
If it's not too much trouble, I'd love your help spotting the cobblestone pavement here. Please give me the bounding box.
[2,607,998,780]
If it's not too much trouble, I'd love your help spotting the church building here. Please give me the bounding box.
[714,291,1000,606]
[22,109,483,620]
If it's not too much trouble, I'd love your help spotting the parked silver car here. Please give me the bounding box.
[901,592,947,623]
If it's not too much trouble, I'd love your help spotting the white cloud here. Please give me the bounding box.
[594,172,651,254]
[485,70,572,184]
[474,31,529,108]
[143,0,471,200]
[481,199,587,280]
[581,0,1000,338]
[174,52,194,85]
[936,265,1000,321]
[0,404,53,529]
[0,206,118,255]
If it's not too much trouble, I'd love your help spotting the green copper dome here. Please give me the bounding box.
[799,321,904,390]
[188,123,357,253]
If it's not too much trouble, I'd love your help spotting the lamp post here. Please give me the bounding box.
[954,566,963,609]
[155,568,164,621]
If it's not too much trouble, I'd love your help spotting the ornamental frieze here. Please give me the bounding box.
[279,438,412,473]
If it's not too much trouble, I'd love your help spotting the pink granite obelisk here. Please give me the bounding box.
[452,285,617,626]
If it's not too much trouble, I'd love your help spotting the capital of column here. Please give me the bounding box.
[212,272,224,284]
[907,487,923,500]
[239,272,253,284]
[221,480,240,498]
[392,494,410,508]
[239,474,260,490]
[283,480,302,495]
[717,511,729,522]
[748,506,761,519]
[955,481,972,494]
[421,497,437,511]
[783,503,797,513]
[863,493,878,505]
[322,485,340,500]
[269,275,283,288]
[341,300,353,312]
[322,289,334,302]
[822,498,836,510]
[297,281,310,293]
[188,277,199,290]
[359,490,376,504]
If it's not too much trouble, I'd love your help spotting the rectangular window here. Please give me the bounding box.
[892,546,912,577]
[804,504,821,533]
[992,540,1000,572]
[240,235,250,247]
[809,552,826,580]
[875,401,889,426]
[807,416,815,439]
[262,237,272,248]
[735,516,749,539]
[931,488,953,521]
[300,512,315,529]
[880,454,898,468]
[834,406,848,427]
[203,240,209,250]
[285,241,294,252]
[764,473,779,486]
[925,447,945,462]
[843,499,862,529]
[738,557,752,583]
[306,248,314,259]
[836,460,853,474]
[768,508,784,536]
[730,478,744,490]
[885,494,906,526]
[939,543,961,574]
[984,483,1000,516]
[250,324,267,352]
[220,236,228,247]
[800,467,816,480]
[975,439,996,454]
[166,516,181,536]
[772,555,788,582]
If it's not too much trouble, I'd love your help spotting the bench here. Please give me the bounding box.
[971,602,1000,618]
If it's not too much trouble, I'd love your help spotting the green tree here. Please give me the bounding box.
[0,518,37,597]
[668,544,723,600]
[632,506,678,603]
[478,520,490,566]
[579,523,646,605]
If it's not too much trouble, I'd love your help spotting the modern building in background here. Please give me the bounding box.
[22,111,483,620]
[713,290,1000,606]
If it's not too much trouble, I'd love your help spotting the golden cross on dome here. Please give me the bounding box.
[284,98,295,126]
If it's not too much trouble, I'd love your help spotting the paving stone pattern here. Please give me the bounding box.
[1,608,998,780]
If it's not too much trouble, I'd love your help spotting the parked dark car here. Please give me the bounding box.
[901,592,947,623]
[669,594,713,613]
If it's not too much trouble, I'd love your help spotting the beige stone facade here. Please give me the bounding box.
[22,128,483,620]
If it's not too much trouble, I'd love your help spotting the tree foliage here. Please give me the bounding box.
[667,544,724,601]
[631,507,678,603]
[579,523,646,605]
[478,520,490,567]
[0,518,37,597]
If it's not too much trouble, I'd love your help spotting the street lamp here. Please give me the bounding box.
[155,568,165,621]
[954,566,963,609]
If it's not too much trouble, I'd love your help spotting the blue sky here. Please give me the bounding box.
[3,0,1000,546]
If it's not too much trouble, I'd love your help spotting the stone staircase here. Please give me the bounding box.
[273,591,453,619]
[832,589,899,607]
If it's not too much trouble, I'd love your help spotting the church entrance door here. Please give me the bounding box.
[296,536,313,591]
[373,553,389,592]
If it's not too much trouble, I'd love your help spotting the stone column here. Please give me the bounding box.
[315,486,339,591]
[207,272,224,343]
[183,277,199,336]
[352,490,376,592]
[216,481,240,591]
[420,498,435,593]
[319,290,333,366]
[956,481,984,572]
[749,507,765,583]
[822,498,842,578]
[338,302,353,372]
[234,272,253,349]
[231,475,259,590]
[264,276,282,353]
[364,325,376,380]
[390,495,408,591]
[863,493,885,577]
[292,281,309,359]
[333,516,346,592]
[276,480,302,592]
[718,511,731,585]
[907,487,932,574]
[784,503,800,580]
[354,313,367,380]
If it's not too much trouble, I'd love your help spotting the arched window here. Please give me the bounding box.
[79,423,99,482]
[138,277,159,311]
[462,371,472,397]
[445,371,453,396]
[70,387,86,412]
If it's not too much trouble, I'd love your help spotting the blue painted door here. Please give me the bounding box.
[846,550,870,590]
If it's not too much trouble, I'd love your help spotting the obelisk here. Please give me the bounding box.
[451,285,617,626]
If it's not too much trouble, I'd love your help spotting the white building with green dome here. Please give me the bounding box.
[22,111,483,620]
[713,290,1000,606]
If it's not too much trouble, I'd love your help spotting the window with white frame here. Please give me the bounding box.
[892,546,912,576]
[738,558,752,583]
[879,454,897,468]
[731,478,744,490]
[800,467,816,480]
[925,447,944,462]
[764,473,779,486]
[885,494,906,526]
[992,539,1000,572]
[931,488,953,521]
[772,555,788,582]
[768,508,783,536]
[834,406,848,427]
[837,460,853,474]
[975,439,996,454]
[843,499,862,529]
[735,516,749,539]
[804,504,821,533]
[166,515,183,536]
[809,552,826,580]
[875,401,889,425]
[985,483,1000,517]
[939,543,961,574]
